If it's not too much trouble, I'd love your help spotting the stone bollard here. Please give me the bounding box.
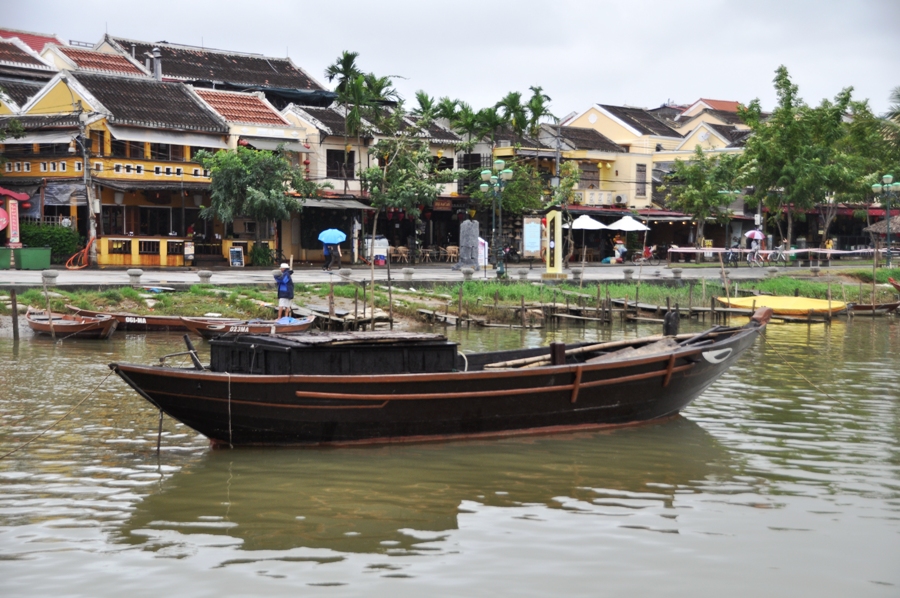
[461,267,474,281]
[338,268,352,279]
[41,269,59,287]
[127,268,143,287]
[401,267,414,281]
[623,268,634,281]
[197,270,213,284]
[517,268,529,281]
[572,268,583,282]
[810,266,821,277]
[767,267,779,278]
[671,268,683,279]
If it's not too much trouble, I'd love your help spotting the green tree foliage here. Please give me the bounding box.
[19,222,80,260]
[525,86,556,138]
[194,146,324,242]
[469,160,546,216]
[664,146,741,241]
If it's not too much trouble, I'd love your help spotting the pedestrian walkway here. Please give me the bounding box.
[0,260,845,291]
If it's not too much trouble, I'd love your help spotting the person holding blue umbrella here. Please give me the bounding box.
[319,228,347,271]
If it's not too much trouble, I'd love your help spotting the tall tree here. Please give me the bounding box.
[525,86,556,138]
[324,51,363,192]
[194,147,327,261]
[664,146,742,242]
[496,91,526,143]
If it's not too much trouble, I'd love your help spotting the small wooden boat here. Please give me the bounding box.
[26,309,118,339]
[846,301,900,316]
[110,308,773,447]
[717,296,846,316]
[67,305,189,332]
[180,315,316,339]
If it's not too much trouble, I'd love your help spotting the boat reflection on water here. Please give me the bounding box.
[117,417,732,555]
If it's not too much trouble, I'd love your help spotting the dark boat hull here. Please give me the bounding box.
[181,316,316,339]
[112,325,763,446]
[27,311,118,339]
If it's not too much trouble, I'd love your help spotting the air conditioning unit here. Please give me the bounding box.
[599,192,612,205]
[614,194,628,205]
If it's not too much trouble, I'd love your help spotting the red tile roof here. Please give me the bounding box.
[696,99,741,112]
[58,47,145,76]
[194,89,288,125]
[0,28,64,53]
[0,39,48,68]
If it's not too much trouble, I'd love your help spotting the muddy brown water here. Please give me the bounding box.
[1,317,898,597]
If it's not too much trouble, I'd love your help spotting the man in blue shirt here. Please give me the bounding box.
[274,263,294,318]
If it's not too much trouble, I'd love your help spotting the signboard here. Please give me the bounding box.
[184,241,195,261]
[7,200,21,247]
[0,207,7,232]
[433,198,452,211]
[229,246,244,267]
[522,217,542,258]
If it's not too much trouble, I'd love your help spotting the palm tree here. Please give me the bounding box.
[496,91,526,144]
[435,96,459,123]
[886,86,900,152]
[452,102,481,153]
[325,51,363,191]
[526,86,556,138]
[412,91,435,119]
[476,106,507,150]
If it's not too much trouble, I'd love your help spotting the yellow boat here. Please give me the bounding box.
[717,296,847,316]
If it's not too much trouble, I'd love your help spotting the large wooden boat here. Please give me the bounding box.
[110,308,772,447]
[26,309,118,339]
[67,305,189,332]
[717,295,846,316]
[180,315,316,339]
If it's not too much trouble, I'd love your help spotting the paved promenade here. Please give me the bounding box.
[0,260,847,290]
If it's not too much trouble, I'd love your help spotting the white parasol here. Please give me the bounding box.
[606,215,650,231]
[569,215,607,285]
[745,229,765,240]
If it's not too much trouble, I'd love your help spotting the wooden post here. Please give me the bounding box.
[10,289,18,341]
[521,295,526,328]
[43,279,55,340]
[329,282,335,321]
[354,287,359,331]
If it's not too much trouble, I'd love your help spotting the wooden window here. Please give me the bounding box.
[135,165,143,174]
[326,149,355,179]
[138,239,160,255]
[108,239,131,254]
[58,162,66,172]
[111,138,127,158]
[636,164,647,197]
[149,143,170,160]
[90,130,105,155]
[128,141,145,159]
[114,164,122,173]
[170,145,184,161]
[24,162,31,172]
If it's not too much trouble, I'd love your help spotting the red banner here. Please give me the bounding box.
[0,207,7,231]
[7,200,20,246]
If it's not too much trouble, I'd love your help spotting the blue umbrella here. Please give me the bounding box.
[318,229,347,244]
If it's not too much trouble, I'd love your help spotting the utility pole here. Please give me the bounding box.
[78,102,97,266]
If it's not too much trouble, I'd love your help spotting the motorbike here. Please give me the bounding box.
[502,244,521,263]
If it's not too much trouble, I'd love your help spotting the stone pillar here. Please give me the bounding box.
[517,268,529,281]
[767,267,778,278]
[197,270,213,284]
[671,268,683,279]
[127,268,143,287]
[402,268,414,281]
[461,267,474,280]
[572,268,583,282]
[623,268,634,281]
[338,268,352,279]
[41,269,59,287]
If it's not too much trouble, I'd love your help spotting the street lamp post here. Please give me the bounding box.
[871,174,898,268]
[480,159,513,275]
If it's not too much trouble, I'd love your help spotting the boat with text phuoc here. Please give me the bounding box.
[110,309,772,447]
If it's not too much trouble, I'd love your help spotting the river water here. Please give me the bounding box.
[0,317,898,597]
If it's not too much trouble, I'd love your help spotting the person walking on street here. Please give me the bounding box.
[323,243,341,271]
[274,263,294,318]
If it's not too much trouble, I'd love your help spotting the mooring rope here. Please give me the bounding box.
[226,371,233,449]
[0,369,115,461]
[761,333,842,404]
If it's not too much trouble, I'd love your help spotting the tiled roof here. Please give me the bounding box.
[293,105,352,137]
[0,28,64,53]
[73,73,227,132]
[58,47,145,76]
[599,105,681,138]
[0,77,45,107]
[405,115,461,144]
[106,36,324,90]
[492,125,544,148]
[705,124,753,148]
[0,39,51,69]
[194,89,288,125]
[559,126,626,153]
[696,98,740,112]
[0,114,80,130]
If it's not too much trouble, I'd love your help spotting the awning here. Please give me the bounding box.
[241,137,310,153]
[97,179,211,192]
[107,124,228,149]
[2,130,77,144]
[301,197,374,211]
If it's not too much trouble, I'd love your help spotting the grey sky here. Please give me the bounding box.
[7,0,900,118]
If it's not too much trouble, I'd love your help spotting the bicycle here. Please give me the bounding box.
[746,249,764,268]
[768,244,789,265]
[631,245,660,266]
[724,245,740,268]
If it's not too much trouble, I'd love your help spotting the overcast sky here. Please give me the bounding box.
[8,0,900,118]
